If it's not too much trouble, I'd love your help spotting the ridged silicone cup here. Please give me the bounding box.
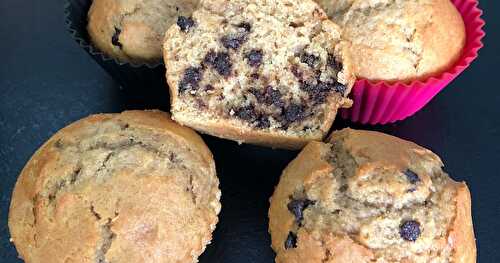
[64,0,165,89]
[341,0,485,125]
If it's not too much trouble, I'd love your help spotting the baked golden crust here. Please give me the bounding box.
[269,128,476,262]
[318,0,466,81]
[9,110,221,263]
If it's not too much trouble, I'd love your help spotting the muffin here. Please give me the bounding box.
[269,128,476,262]
[88,0,199,64]
[163,0,355,149]
[8,110,221,263]
[318,0,466,81]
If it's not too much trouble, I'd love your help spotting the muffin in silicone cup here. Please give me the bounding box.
[317,0,485,124]
[64,0,198,89]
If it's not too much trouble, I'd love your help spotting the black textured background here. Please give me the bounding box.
[0,1,498,262]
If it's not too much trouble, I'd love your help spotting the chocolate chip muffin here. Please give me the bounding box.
[163,0,355,149]
[8,110,221,263]
[269,128,476,262]
[88,0,199,64]
[316,0,466,81]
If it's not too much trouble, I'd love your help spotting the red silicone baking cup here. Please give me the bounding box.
[341,0,485,125]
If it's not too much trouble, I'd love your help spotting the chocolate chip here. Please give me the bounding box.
[214,52,232,76]
[284,104,305,123]
[284,232,297,249]
[250,87,284,107]
[221,34,246,50]
[300,80,325,103]
[178,67,203,93]
[236,22,252,32]
[404,170,420,184]
[333,82,347,96]
[204,52,232,76]
[327,54,343,71]
[246,49,263,67]
[400,220,421,241]
[203,50,217,65]
[111,27,122,48]
[287,198,315,225]
[264,87,284,107]
[177,16,195,32]
[300,53,320,68]
[301,79,346,103]
[234,105,258,122]
[256,116,270,129]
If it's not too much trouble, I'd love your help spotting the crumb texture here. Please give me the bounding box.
[88,0,200,63]
[163,0,355,149]
[315,0,465,81]
[8,110,221,263]
[269,128,476,263]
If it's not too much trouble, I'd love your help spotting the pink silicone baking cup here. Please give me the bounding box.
[340,0,485,125]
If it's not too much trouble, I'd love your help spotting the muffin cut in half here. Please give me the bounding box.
[163,0,355,149]
[269,128,476,262]
[8,110,221,263]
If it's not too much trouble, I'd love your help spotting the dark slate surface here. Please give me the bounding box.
[0,0,498,262]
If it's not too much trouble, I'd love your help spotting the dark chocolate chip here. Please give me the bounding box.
[111,27,122,48]
[400,220,421,241]
[300,78,346,103]
[221,34,246,50]
[236,22,252,32]
[204,52,232,76]
[285,232,298,249]
[300,53,320,68]
[250,87,284,107]
[327,54,343,71]
[404,170,420,184]
[178,67,203,93]
[203,50,217,65]
[213,52,232,76]
[287,198,315,225]
[284,104,305,123]
[256,116,271,129]
[250,73,260,79]
[300,80,326,103]
[234,105,258,122]
[177,16,195,32]
[264,86,284,107]
[246,49,263,67]
[333,82,347,96]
